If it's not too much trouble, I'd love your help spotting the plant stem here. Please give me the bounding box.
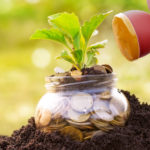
[65,44,80,70]
[82,42,87,68]
[74,64,80,70]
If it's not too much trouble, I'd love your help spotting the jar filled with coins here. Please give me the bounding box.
[35,65,130,142]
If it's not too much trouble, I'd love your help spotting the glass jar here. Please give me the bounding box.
[35,73,130,141]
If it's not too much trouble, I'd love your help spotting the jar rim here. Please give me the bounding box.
[45,77,117,87]
[45,73,116,81]
[45,73,117,94]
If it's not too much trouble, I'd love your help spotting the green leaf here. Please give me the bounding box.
[48,12,81,49]
[86,51,98,67]
[48,13,61,26]
[81,11,113,44]
[48,13,73,44]
[72,49,83,67]
[73,33,81,50]
[30,28,67,45]
[80,32,86,50]
[57,50,75,64]
[88,40,108,50]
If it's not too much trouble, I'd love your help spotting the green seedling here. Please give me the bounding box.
[31,11,113,70]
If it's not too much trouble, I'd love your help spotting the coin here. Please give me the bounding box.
[60,126,83,142]
[110,89,129,116]
[90,118,113,131]
[91,130,106,139]
[41,121,66,132]
[112,116,126,126]
[52,97,69,119]
[48,122,66,130]
[41,127,51,133]
[94,111,114,121]
[93,65,107,74]
[35,107,52,128]
[35,93,69,129]
[35,108,41,128]
[67,108,90,122]
[98,91,111,100]
[71,70,82,81]
[70,92,93,113]
[102,64,113,73]
[111,120,125,126]
[109,89,130,126]
[54,67,65,74]
[90,114,113,126]
[93,99,111,114]
[44,116,67,131]
[37,93,61,113]
[109,99,124,116]
[66,119,93,130]
[90,113,110,125]
[83,131,97,140]
[45,72,70,84]
[67,119,91,126]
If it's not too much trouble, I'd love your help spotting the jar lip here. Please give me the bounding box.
[45,77,117,88]
[45,73,116,81]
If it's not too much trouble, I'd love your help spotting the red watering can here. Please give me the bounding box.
[112,0,150,61]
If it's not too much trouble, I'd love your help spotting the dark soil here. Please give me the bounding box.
[0,90,150,150]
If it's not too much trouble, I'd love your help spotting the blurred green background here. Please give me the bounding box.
[0,0,150,135]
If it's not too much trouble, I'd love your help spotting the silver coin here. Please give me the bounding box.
[110,89,129,116]
[67,108,90,122]
[52,96,69,119]
[70,92,93,113]
[93,99,111,114]
[67,119,91,126]
[37,93,69,119]
[98,91,111,100]
[93,111,114,122]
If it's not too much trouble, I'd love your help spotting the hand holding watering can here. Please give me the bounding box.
[112,0,150,61]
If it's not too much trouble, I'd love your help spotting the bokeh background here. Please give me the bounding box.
[0,0,150,135]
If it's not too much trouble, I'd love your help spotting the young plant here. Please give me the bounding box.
[31,11,113,70]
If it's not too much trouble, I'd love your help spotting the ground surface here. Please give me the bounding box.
[0,90,150,150]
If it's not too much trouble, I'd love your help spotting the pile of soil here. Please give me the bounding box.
[0,90,150,150]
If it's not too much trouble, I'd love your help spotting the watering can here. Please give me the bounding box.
[112,0,150,61]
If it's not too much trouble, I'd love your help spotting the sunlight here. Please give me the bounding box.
[0,0,13,14]
[32,48,51,68]
[26,0,40,4]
